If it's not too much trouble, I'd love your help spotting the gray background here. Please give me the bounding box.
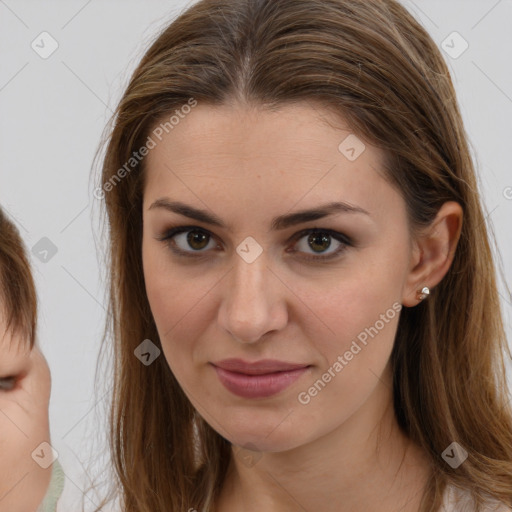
[1,0,511,504]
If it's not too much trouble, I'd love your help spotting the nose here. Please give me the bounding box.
[217,252,288,344]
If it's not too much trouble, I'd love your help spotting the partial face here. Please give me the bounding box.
[0,319,52,512]
[142,102,413,452]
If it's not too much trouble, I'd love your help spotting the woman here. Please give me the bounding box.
[94,0,512,510]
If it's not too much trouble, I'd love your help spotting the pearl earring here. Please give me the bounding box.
[417,286,430,301]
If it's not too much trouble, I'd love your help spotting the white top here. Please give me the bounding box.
[441,485,512,511]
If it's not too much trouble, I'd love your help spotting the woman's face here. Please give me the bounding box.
[141,102,417,452]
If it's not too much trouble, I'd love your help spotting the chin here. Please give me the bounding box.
[218,418,306,454]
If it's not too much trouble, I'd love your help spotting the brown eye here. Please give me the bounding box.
[306,232,332,253]
[185,230,211,250]
[158,226,218,257]
[290,228,353,261]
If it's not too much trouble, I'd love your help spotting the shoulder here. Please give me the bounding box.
[441,484,512,512]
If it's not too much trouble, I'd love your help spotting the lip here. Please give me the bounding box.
[212,358,310,374]
[211,359,311,399]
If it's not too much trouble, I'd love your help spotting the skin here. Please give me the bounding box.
[141,102,463,512]
[0,317,52,512]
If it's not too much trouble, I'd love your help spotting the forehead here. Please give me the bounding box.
[145,101,382,169]
[142,102,397,220]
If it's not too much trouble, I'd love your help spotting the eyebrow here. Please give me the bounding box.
[148,199,370,231]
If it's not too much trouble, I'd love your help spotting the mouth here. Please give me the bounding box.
[210,359,311,399]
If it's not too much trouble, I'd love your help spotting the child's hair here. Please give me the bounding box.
[0,205,37,348]
[94,0,512,510]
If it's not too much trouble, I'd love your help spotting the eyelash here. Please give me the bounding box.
[156,225,353,262]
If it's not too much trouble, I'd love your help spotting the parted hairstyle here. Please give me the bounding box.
[0,205,37,348]
[94,0,512,510]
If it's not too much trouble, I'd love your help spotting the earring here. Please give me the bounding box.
[417,286,430,301]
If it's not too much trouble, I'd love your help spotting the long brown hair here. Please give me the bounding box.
[94,0,512,510]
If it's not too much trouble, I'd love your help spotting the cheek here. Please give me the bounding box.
[144,257,204,334]
[142,246,210,369]
[0,417,27,475]
[0,406,52,510]
[289,274,402,439]
[301,242,408,369]
[143,241,174,328]
[298,282,401,376]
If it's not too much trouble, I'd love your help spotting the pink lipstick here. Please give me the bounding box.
[211,358,310,399]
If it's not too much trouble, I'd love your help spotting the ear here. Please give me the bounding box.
[402,201,463,307]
